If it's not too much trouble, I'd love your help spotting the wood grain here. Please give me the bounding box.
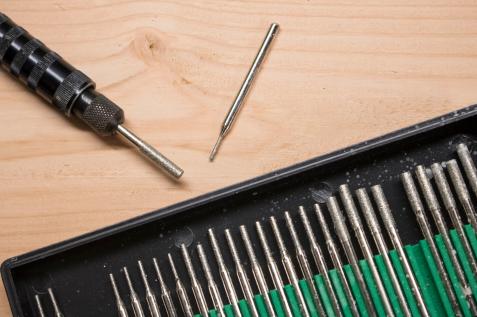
[1,0,477,315]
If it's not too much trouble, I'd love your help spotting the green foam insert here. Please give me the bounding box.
[194,225,477,317]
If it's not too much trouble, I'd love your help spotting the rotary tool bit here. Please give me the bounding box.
[270,216,310,317]
[371,185,430,317]
[209,23,279,161]
[123,267,146,317]
[153,258,177,317]
[432,163,477,276]
[327,197,381,317]
[457,143,477,199]
[180,244,209,317]
[138,260,161,317]
[109,273,129,317]
[415,165,477,314]
[283,211,327,317]
[225,229,259,317]
[167,253,194,317]
[255,221,294,317]
[298,206,345,317]
[47,288,64,317]
[401,172,463,316]
[197,243,225,317]
[208,228,242,317]
[0,12,183,179]
[340,185,408,317]
[356,188,411,317]
[34,295,46,317]
[239,225,277,317]
[447,159,477,234]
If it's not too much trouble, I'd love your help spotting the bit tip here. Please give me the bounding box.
[209,134,224,161]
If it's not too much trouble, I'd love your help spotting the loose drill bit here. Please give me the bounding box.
[109,273,129,317]
[208,228,242,317]
[123,267,146,317]
[34,295,46,317]
[326,197,381,317]
[167,253,194,317]
[401,172,463,316]
[432,163,477,276]
[356,188,413,317]
[47,288,64,317]
[456,143,477,199]
[270,216,311,317]
[239,225,277,317]
[340,184,409,317]
[153,258,178,317]
[0,13,184,179]
[255,221,294,317]
[138,260,161,317]
[298,206,345,317]
[180,244,210,317]
[225,229,260,317]
[371,185,430,317]
[209,23,279,161]
[447,159,477,234]
[415,165,477,314]
[283,211,327,317]
[197,243,225,317]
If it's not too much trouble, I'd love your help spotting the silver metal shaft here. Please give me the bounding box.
[371,185,430,317]
[298,206,345,317]
[416,165,477,315]
[197,243,225,317]
[225,229,259,317]
[116,124,183,179]
[327,197,380,317]
[447,159,477,234]
[340,184,409,317]
[123,267,146,317]
[356,188,412,317]
[401,172,463,316]
[35,295,46,317]
[255,221,294,317]
[239,225,277,317]
[138,260,161,317]
[153,258,177,317]
[270,216,310,317]
[180,244,210,317]
[167,253,194,317]
[457,143,477,200]
[47,288,64,317]
[432,163,477,278]
[209,23,279,161]
[283,211,327,317]
[208,228,242,317]
[109,273,129,317]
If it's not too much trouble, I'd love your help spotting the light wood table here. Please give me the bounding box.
[1,1,477,315]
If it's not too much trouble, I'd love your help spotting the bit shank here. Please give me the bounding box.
[48,288,64,317]
[180,244,210,317]
[457,143,477,199]
[401,172,463,316]
[256,221,294,317]
[197,243,225,317]
[110,273,129,317]
[138,260,161,317]
[167,253,194,317]
[240,225,277,317]
[209,23,279,161]
[34,295,46,317]
[225,229,259,317]
[371,185,430,317]
[123,267,146,317]
[298,206,345,317]
[153,258,177,317]
[270,216,310,317]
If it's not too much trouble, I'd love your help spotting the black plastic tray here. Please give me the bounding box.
[3,105,477,317]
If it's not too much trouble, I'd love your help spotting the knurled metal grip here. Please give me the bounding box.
[77,94,124,136]
[53,70,94,115]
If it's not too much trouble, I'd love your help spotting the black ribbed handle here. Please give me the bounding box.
[0,12,124,136]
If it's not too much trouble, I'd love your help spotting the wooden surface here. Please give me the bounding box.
[1,0,477,315]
